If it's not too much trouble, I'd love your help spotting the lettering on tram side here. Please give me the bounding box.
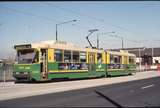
[25,67,30,69]
[18,66,30,69]
[32,71,39,73]
[19,66,24,69]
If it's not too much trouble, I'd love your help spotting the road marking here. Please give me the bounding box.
[141,84,154,89]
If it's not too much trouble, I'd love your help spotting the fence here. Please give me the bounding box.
[0,63,15,82]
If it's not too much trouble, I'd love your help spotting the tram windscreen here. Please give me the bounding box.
[16,49,38,64]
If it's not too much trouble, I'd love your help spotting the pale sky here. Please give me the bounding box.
[0,1,160,59]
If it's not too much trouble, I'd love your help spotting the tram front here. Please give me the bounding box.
[13,44,41,82]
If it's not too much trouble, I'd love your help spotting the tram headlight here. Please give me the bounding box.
[22,72,28,74]
[14,72,19,75]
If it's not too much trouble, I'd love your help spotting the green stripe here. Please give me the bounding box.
[14,63,41,80]
[48,71,106,79]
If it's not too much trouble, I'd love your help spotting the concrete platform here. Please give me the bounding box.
[0,71,160,101]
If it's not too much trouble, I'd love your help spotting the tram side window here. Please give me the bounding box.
[114,56,121,64]
[110,54,114,64]
[80,52,86,62]
[110,54,121,64]
[64,50,71,63]
[33,51,39,63]
[73,51,79,62]
[54,49,63,62]
[129,57,135,64]
[97,53,102,63]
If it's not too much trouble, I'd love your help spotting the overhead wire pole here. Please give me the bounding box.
[45,3,138,36]
[1,6,84,41]
[2,63,6,87]
[109,34,124,49]
[138,42,143,72]
[96,31,115,49]
[1,6,92,45]
[122,37,124,49]
[56,19,77,42]
[97,35,99,49]
[125,40,144,72]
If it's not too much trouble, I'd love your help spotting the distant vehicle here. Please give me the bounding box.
[13,40,136,82]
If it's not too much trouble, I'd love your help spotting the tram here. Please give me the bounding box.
[13,40,136,82]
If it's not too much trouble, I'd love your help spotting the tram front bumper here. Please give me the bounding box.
[13,72,30,81]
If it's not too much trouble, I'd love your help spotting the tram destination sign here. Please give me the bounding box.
[14,44,31,49]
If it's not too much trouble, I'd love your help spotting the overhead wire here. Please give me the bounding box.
[38,2,93,31]
[44,3,139,35]
[2,4,159,48]
[0,6,61,24]
[0,5,90,31]
[1,4,137,36]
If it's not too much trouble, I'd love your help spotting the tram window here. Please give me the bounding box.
[110,54,114,63]
[17,49,38,64]
[80,52,86,62]
[129,57,135,64]
[110,54,121,64]
[114,56,121,64]
[64,50,71,63]
[114,57,118,63]
[54,49,63,62]
[33,51,39,63]
[73,51,79,62]
[97,53,102,63]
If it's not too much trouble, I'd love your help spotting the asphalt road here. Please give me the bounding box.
[0,76,160,107]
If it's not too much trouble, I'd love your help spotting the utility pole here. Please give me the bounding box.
[56,24,58,41]
[3,63,6,87]
[109,34,124,49]
[122,37,124,49]
[97,35,99,49]
[152,47,154,64]
[56,20,77,42]
[139,48,141,72]
[96,31,115,49]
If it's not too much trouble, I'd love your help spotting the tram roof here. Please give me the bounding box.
[31,40,99,52]
[14,40,135,56]
[107,50,135,56]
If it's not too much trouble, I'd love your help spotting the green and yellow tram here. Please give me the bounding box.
[13,41,136,82]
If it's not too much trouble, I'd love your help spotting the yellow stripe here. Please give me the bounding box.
[49,69,88,73]
[15,63,39,65]
[96,69,105,71]
[108,69,125,71]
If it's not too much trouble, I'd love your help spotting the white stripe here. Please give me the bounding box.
[141,84,154,89]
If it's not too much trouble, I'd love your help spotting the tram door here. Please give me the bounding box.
[88,52,96,74]
[41,49,48,80]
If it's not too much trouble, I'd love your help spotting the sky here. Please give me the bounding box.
[0,1,160,59]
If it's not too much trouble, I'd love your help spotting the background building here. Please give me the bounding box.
[109,47,160,70]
